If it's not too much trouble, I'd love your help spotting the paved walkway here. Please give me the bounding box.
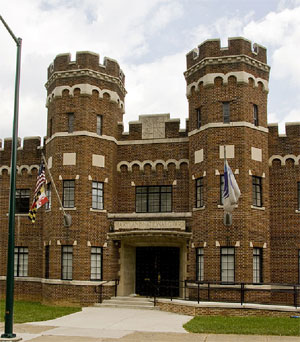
[1,307,300,341]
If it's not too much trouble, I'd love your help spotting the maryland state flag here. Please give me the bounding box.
[28,163,48,223]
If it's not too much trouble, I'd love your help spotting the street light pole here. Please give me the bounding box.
[0,15,22,340]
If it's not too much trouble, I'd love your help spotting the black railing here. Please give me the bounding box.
[95,279,119,303]
[146,280,300,309]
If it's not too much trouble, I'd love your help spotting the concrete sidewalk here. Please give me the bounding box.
[1,307,300,341]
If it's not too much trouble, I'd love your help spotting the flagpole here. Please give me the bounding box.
[0,15,22,340]
[41,153,71,226]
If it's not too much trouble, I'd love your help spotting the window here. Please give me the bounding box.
[49,118,53,136]
[63,180,75,208]
[220,175,225,205]
[196,248,204,281]
[14,247,28,277]
[61,246,73,280]
[252,176,262,207]
[253,248,262,283]
[92,181,103,210]
[68,113,74,133]
[97,115,102,135]
[45,245,50,279]
[91,247,102,280]
[136,186,172,213]
[45,183,51,210]
[221,247,235,282]
[223,102,230,123]
[298,182,300,210]
[196,108,202,129]
[16,189,30,214]
[196,178,204,208]
[253,104,259,126]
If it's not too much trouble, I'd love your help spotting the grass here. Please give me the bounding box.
[0,300,81,324]
[184,315,300,336]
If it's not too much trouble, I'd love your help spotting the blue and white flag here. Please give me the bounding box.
[223,160,241,213]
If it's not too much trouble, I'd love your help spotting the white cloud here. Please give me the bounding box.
[0,0,185,138]
[243,6,300,82]
[1,0,300,139]
[124,51,187,130]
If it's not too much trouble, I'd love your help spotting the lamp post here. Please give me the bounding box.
[0,15,22,340]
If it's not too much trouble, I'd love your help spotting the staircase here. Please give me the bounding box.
[94,296,158,310]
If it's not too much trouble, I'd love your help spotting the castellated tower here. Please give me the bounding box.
[185,38,271,284]
[44,52,126,304]
[1,37,299,307]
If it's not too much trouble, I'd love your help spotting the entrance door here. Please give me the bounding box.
[135,247,180,297]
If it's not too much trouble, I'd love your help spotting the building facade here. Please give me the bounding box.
[0,37,299,306]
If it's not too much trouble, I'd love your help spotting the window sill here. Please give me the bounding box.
[193,206,205,211]
[60,207,77,211]
[90,208,106,213]
[251,205,265,211]
[45,209,51,212]
[7,213,28,217]
[218,205,238,209]
[296,210,300,214]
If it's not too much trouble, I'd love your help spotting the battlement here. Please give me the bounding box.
[268,122,300,138]
[186,37,267,70]
[47,51,125,83]
[118,114,188,141]
[268,122,300,157]
[0,137,43,165]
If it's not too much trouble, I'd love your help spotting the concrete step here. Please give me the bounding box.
[94,303,159,310]
[102,299,153,306]
[94,296,159,310]
[109,296,153,302]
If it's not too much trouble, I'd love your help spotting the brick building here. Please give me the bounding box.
[0,37,299,306]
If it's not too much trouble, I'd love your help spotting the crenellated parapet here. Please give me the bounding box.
[45,51,126,96]
[185,37,269,86]
[186,37,267,69]
[117,114,188,141]
[268,122,300,165]
[48,51,124,81]
[0,136,43,174]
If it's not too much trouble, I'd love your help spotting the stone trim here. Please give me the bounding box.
[45,131,189,146]
[114,220,186,231]
[0,276,107,286]
[90,208,107,213]
[45,69,126,96]
[0,164,39,176]
[184,56,270,79]
[251,205,266,211]
[193,206,205,211]
[107,212,192,219]
[156,298,300,315]
[189,121,268,137]
[117,158,189,172]
[269,154,300,166]
[108,230,192,240]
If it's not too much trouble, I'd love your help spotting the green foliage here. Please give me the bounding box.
[184,315,300,336]
[0,300,81,323]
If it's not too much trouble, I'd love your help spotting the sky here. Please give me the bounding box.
[1,0,300,140]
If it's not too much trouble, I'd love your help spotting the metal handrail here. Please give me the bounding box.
[143,280,300,308]
[95,279,119,303]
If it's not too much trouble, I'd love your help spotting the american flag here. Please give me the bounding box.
[28,163,48,223]
[34,163,46,196]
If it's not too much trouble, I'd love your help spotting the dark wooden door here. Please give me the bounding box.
[135,247,179,297]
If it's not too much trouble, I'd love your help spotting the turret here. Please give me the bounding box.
[186,37,271,284]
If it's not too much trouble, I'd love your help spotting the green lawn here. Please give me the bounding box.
[184,315,300,336]
[0,300,81,323]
